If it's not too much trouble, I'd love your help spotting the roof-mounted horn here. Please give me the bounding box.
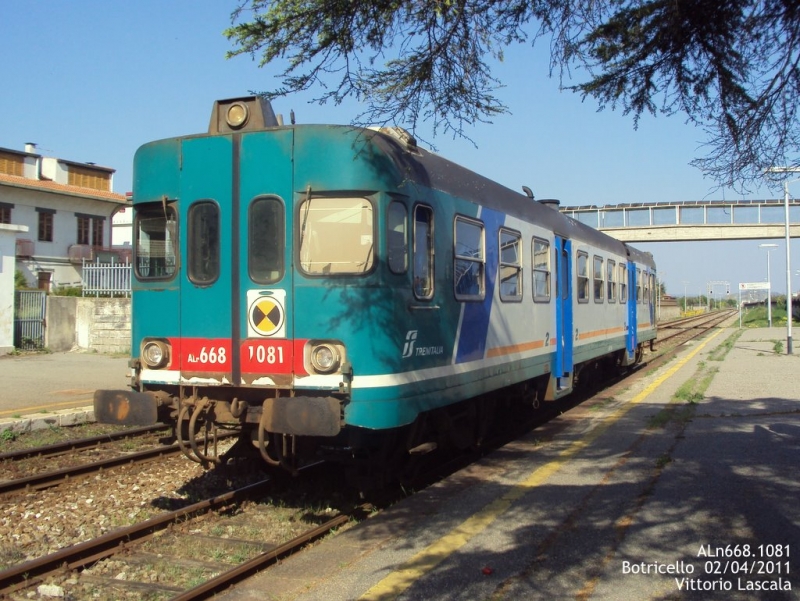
[208,96,280,134]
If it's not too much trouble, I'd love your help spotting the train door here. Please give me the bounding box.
[624,261,638,364]
[548,236,573,399]
[177,130,294,386]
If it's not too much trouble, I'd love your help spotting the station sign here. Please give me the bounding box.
[738,282,770,291]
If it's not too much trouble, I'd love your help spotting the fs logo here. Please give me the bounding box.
[402,330,418,358]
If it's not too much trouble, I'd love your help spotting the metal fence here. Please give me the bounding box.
[14,290,46,350]
[82,258,132,297]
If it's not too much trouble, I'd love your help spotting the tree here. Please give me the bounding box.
[226,0,800,189]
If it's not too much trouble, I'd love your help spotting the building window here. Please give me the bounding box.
[77,214,105,246]
[77,216,90,245]
[0,202,12,224]
[68,165,111,191]
[92,217,104,246]
[499,228,522,301]
[454,216,484,300]
[37,209,55,242]
[532,237,550,301]
[576,251,589,302]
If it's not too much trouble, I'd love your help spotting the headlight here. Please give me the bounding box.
[310,343,340,374]
[226,102,249,129]
[141,340,170,369]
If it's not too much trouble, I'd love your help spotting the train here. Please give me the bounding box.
[95,96,657,486]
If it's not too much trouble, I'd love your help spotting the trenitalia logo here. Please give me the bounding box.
[402,330,445,358]
[402,330,418,358]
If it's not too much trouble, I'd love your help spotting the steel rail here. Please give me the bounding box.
[0,424,169,462]
[0,443,182,495]
[0,479,273,594]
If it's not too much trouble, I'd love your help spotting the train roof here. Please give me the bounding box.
[369,130,652,263]
[162,96,655,268]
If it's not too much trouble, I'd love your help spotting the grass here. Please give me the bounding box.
[741,305,800,328]
[647,357,721,430]
[708,330,743,361]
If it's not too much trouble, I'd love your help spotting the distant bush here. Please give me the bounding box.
[51,286,83,297]
[14,270,29,289]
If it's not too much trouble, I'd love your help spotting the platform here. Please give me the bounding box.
[218,326,799,600]
[0,351,128,434]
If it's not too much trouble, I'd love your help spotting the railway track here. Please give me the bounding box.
[0,462,374,600]
[654,309,737,347]
[0,424,169,463]
[0,311,738,600]
[0,426,239,496]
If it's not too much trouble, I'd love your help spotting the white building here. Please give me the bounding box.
[0,144,129,290]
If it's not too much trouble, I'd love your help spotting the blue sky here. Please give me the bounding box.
[2,1,797,297]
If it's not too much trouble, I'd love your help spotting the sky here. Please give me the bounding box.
[2,1,798,297]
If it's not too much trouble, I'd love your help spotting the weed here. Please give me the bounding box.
[708,330,743,361]
[0,429,16,443]
[773,340,784,354]
[656,453,673,468]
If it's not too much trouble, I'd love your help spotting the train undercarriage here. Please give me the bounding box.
[95,345,644,489]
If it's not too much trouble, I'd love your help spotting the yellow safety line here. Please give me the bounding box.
[359,329,724,601]
[0,400,93,418]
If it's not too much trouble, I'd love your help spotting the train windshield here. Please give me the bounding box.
[134,203,177,280]
[298,197,374,275]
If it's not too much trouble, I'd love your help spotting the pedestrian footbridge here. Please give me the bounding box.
[561,199,800,242]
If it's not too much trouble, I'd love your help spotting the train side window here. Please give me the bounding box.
[532,237,550,302]
[413,205,434,299]
[651,273,657,303]
[619,263,628,302]
[387,201,408,274]
[593,255,604,303]
[636,268,643,303]
[134,203,177,280]
[454,216,484,300]
[607,259,617,302]
[299,197,374,275]
[576,251,589,303]
[499,228,522,301]
[188,201,220,285]
[249,196,285,284]
[643,270,650,304]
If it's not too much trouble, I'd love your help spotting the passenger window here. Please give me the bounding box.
[299,197,374,275]
[607,259,616,302]
[454,216,484,300]
[135,202,177,281]
[636,268,643,303]
[619,264,628,302]
[413,205,434,298]
[533,237,550,302]
[249,196,284,284]
[387,201,408,274]
[576,251,589,303]
[593,255,604,302]
[499,229,522,301]
[188,201,220,285]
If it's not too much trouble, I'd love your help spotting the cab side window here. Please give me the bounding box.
[413,205,434,299]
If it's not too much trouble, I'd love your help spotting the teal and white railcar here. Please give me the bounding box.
[95,97,657,479]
